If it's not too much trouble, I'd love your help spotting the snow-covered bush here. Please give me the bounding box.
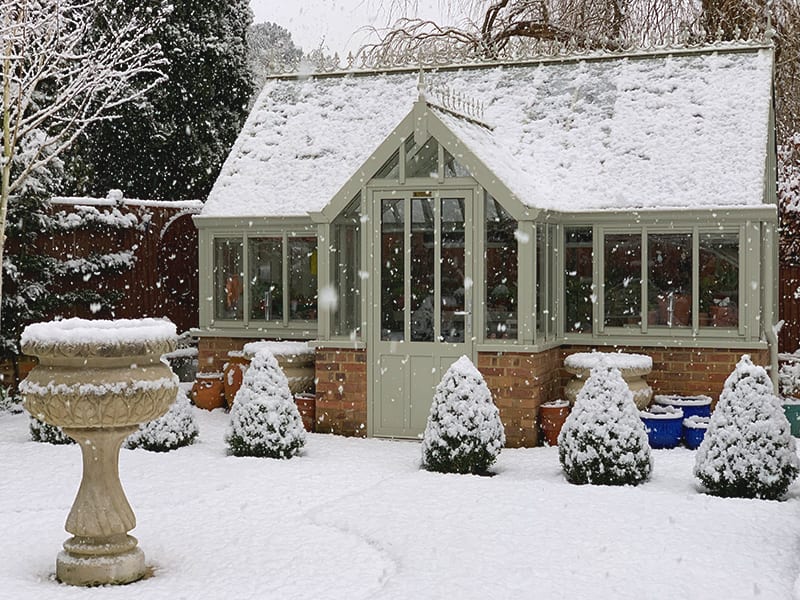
[558,366,652,486]
[695,355,799,500]
[0,387,23,414]
[29,417,74,445]
[126,387,199,452]
[421,356,505,475]
[226,349,305,459]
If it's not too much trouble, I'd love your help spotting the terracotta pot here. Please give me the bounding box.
[223,352,250,409]
[294,393,316,433]
[539,400,571,446]
[193,372,225,410]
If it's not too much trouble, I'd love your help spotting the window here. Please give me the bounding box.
[410,197,435,341]
[604,234,642,328]
[565,227,593,333]
[700,232,739,329]
[288,237,318,320]
[214,238,243,321]
[331,196,361,338]
[405,136,439,178]
[381,198,405,341]
[647,233,692,328]
[485,195,518,340]
[249,238,283,321]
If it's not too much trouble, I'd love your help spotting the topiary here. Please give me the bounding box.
[226,349,306,459]
[695,355,799,500]
[29,416,75,445]
[126,387,199,452]
[421,355,505,475]
[558,365,652,486]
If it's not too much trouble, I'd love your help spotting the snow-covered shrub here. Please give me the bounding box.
[695,355,799,500]
[558,366,652,486]
[0,387,23,414]
[29,417,74,445]
[226,349,305,459]
[421,356,505,475]
[126,387,199,452]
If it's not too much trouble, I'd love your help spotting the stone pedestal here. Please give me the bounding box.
[20,318,177,586]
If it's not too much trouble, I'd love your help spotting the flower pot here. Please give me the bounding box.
[243,341,315,394]
[653,394,712,420]
[640,405,684,449]
[193,372,225,410]
[564,352,653,409]
[294,393,316,433]
[683,416,710,450]
[782,398,800,437]
[539,400,571,446]
[223,352,250,409]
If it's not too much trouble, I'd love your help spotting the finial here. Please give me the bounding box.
[417,67,426,103]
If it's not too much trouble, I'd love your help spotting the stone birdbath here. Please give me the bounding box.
[564,351,653,410]
[20,317,177,586]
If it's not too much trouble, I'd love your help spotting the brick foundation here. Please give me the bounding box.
[478,347,562,448]
[315,348,368,437]
[560,345,770,403]
[197,336,249,373]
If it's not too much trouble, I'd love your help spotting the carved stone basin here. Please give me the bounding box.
[20,318,177,586]
[564,351,653,410]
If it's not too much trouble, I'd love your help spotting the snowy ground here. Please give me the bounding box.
[2,408,800,600]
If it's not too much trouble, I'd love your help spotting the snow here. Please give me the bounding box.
[4,407,800,598]
[203,46,772,218]
[20,317,177,347]
[242,340,313,357]
[565,351,652,371]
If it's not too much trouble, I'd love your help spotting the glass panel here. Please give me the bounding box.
[700,232,739,329]
[214,238,243,321]
[647,233,692,328]
[410,197,435,341]
[249,238,283,321]
[565,227,593,333]
[536,225,544,338]
[604,233,641,328]
[288,237,318,321]
[485,195,518,340]
[332,196,361,337]
[405,136,439,178]
[381,198,405,341]
[441,198,465,342]
[375,149,400,179]
[443,149,470,178]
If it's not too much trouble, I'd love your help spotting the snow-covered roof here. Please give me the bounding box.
[203,46,773,218]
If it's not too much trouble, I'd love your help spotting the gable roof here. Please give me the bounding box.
[202,45,773,218]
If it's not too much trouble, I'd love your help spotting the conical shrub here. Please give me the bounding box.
[559,366,652,486]
[226,349,306,459]
[695,355,799,500]
[126,387,199,452]
[421,356,505,474]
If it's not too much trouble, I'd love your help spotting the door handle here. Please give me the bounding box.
[453,311,471,316]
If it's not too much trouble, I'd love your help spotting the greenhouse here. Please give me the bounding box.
[194,41,778,446]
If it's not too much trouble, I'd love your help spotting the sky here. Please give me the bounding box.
[249,0,448,56]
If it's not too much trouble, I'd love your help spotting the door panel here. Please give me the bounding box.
[372,190,474,438]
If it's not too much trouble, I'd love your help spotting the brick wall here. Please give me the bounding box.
[197,336,247,373]
[315,348,368,437]
[477,347,562,448]
[560,345,771,403]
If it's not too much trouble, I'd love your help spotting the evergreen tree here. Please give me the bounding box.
[421,356,505,475]
[226,349,306,459]
[67,0,254,201]
[127,387,199,452]
[695,355,800,500]
[247,22,303,99]
[559,366,652,486]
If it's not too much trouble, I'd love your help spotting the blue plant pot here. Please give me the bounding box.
[640,406,684,449]
[654,395,712,420]
[683,417,709,450]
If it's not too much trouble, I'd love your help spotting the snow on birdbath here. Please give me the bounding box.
[20,317,178,586]
[564,351,653,410]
